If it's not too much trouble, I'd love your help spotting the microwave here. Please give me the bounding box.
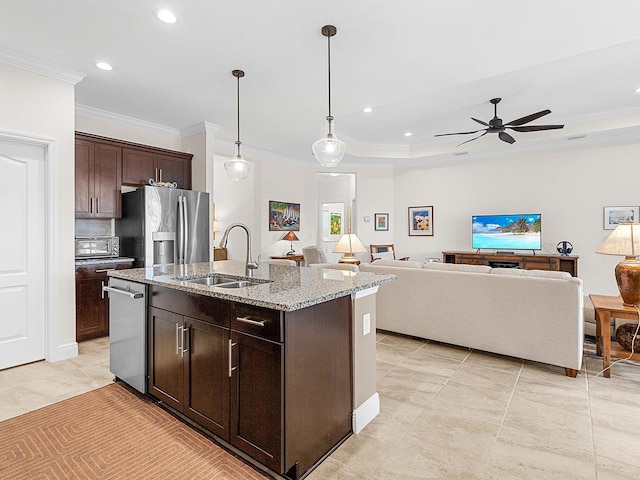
[75,236,120,258]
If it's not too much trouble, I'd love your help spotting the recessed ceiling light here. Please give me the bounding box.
[96,62,112,71]
[156,9,177,24]
[404,132,412,137]
[363,107,372,113]
[635,87,640,93]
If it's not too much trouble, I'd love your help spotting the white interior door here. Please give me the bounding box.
[0,138,46,369]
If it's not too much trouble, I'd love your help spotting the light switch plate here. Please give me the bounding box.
[363,313,371,335]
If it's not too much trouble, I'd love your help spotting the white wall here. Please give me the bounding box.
[0,63,76,360]
[392,139,640,295]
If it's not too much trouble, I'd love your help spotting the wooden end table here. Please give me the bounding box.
[270,254,305,266]
[589,294,640,378]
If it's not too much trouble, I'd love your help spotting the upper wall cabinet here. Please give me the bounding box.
[122,148,192,190]
[75,135,122,219]
[75,132,194,219]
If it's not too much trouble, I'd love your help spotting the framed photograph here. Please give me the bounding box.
[408,206,433,236]
[374,213,389,231]
[269,200,300,231]
[604,206,639,230]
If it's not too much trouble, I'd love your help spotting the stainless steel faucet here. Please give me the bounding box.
[218,223,259,277]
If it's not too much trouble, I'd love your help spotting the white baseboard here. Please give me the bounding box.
[352,392,380,434]
[48,342,78,363]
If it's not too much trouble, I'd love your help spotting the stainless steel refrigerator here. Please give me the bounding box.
[116,186,210,268]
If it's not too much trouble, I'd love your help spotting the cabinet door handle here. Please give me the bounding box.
[159,168,163,182]
[181,326,189,357]
[236,316,266,327]
[96,197,99,213]
[90,197,93,213]
[176,323,181,355]
[154,168,159,182]
[228,339,237,377]
[95,268,116,273]
[101,281,105,299]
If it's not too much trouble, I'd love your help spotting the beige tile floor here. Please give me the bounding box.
[2,333,639,479]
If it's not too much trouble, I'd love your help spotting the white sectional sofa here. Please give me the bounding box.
[360,260,584,377]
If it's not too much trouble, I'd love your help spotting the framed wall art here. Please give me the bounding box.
[321,202,344,241]
[408,206,433,236]
[603,206,639,230]
[269,200,300,231]
[374,213,389,231]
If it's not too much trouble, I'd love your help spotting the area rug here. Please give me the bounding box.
[0,382,270,479]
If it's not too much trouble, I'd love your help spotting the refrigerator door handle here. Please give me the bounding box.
[177,196,185,264]
[182,196,189,263]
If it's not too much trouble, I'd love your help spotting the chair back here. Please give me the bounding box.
[370,244,396,262]
[262,259,297,266]
[308,263,360,272]
[302,246,327,265]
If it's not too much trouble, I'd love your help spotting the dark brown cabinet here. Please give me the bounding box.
[147,285,352,480]
[122,147,192,190]
[75,260,133,341]
[75,137,122,218]
[443,250,579,277]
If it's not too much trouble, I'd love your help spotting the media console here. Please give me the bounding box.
[442,251,579,277]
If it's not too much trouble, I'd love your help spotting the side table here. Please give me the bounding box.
[589,294,640,378]
[270,254,305,266]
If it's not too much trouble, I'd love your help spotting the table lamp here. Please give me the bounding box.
[333,233,366,264]
[596,223,640,305]
[282,231,299,256]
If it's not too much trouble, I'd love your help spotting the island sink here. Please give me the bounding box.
[177,274,268,289]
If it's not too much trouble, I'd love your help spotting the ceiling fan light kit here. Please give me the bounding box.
[435,97,564,147]
[312,25,347,168]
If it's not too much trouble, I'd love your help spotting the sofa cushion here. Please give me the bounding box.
[490,268,571,279]
[422,262,492,274]
[371,259,423,269]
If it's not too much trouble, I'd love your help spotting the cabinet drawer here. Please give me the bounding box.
[149,285,231,329]
[231,304,283,343]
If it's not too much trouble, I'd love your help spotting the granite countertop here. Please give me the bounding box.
[75,257,136,266]
[107,260,395,311]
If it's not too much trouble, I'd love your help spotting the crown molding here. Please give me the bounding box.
[75,104,181,137]
[0,48,85,84]
[180,121,221,137]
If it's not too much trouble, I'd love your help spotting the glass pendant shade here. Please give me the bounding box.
[313,129,346,167]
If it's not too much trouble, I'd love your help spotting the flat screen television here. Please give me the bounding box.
[472,214,542,250]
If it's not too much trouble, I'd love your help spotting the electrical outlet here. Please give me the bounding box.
[363,313,371,336]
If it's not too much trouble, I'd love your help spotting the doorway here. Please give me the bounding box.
[0,136,46,369]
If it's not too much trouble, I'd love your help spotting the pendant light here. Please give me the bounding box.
[224,69,252,181]
[312,25,346,168]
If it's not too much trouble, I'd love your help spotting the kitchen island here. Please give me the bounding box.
[108,260,394,480]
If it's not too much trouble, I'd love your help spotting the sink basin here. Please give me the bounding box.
[177,275,266,289]
[182,276,237,286]
[216,280,262,288]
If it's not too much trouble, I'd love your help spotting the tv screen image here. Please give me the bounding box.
[472,214,542,250]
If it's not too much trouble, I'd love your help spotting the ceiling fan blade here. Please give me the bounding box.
[505,109,551,126]
[498,131,515,144]
[509,124,564,132]
[471,117,489,127]
[434,129,484,137]
[457,130,488,147]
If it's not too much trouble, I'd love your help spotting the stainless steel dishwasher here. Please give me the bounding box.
[103,278,147,394]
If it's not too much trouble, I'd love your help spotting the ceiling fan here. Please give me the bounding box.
[435,97,564,146]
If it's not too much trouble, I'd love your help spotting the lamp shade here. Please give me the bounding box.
[224,155,251,181]
[332,234,366,254]
[312,133,346,168]
[596,224,640,256]
[282,231,299,242]
[596,223,640,305]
